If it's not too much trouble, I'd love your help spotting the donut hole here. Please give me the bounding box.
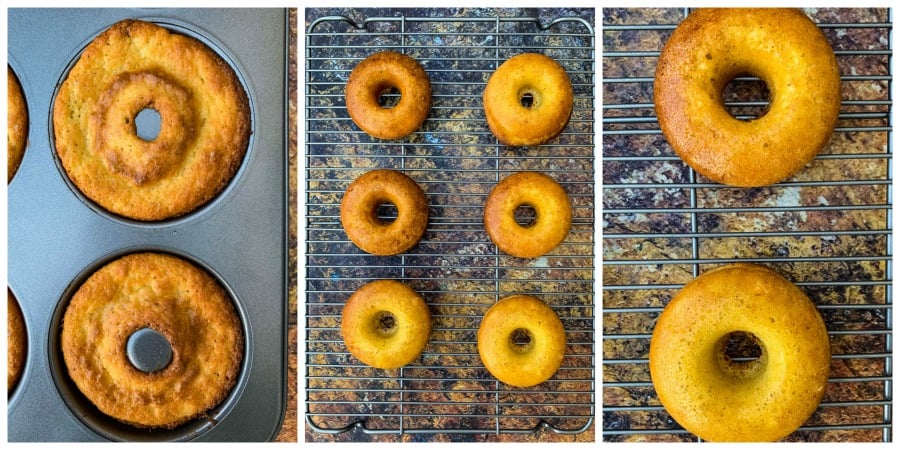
[126,327,173,373]
[372,311,398,337]
[716,331,767,379]
[134,107,162,141]
[520,92,535,108]
[377,86,401,109]
[374,202,399,225]
[721,75,771,122]
[513,204,537,227]
[509,328,534,353]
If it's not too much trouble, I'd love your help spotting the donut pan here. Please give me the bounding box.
[7,8,288,441]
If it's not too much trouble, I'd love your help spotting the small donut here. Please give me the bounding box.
[477,295,566,387]
[649,263,831,441]
[483,53,573,146]
[654,8,841,187]
[341,280,431,369]
[8,289,27,392]
[483,171,571,258]
[340,169,428,256]
[53,19,250,221]
[345,51,431,140]
[8,65,28,183]
[61,252,243,429]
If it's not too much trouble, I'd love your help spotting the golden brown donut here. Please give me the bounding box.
[341,280,431,369]
[8,65,28,183]
[345,51,431,140]
[483,53,573,146]
[8,289,26,392]
[53,19,250,221]
[477,295,566,388]
[654,8,841,187]
[340,169,429,256]
[649,263,831,442]
[61,252,243,429]
[483,171,571,258]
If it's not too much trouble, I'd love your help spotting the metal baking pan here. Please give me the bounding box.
[7,8,288,442]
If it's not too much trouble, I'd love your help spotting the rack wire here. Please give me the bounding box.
[305,10,595,438]
[602,8,892,442]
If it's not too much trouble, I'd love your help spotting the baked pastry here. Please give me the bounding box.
[8,65,28,183]
[61,252,243,429]
[483,171,571,258]
[649,263,831,441]
[8,289,26,392]
[654,8,841,187]
[483,53,573,146]
[341,279,431,369]
[477,294,566,387]
[53,19,250,221]
[340,169,429,256]
[345,51,431,140]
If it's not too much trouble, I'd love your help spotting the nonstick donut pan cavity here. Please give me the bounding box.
[7,8,288,442]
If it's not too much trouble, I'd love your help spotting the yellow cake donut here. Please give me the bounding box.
[340,169,429,256]
[483,53,573,146]
[649,263,831,442]
[654,8,841,187]
[61,252,243,429]
[477,295,566,388]
[483,171,571,258]
[341,280,431,369]
[8,289,27,392]
[345,51,431,140]
[53,19,250,221]
[8,65,28,183]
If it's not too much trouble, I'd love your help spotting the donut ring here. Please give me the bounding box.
[483,172,571,258]
[8,289,27,392]
[61,252,243,429]
[53,19,250,221]
[340,169,429,256]
[477,295,566,387]
[654,8,841,187]
[345,51,431,140]
[483,53,574,146]
[341,280,431,369]
[649,263,831,441]
[8,65,28,183]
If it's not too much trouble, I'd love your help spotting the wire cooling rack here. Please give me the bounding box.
[602,8,892,442]
[305,10,595,438]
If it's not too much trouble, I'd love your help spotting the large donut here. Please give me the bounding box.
[53,19,250,221]
[340,169,429,256]
[477,295,566,388]
[649,263,831,441]
[483,53,573,146]
[654,8,841,187]
[8,65,28,183]
[483,171,571,258]
[61,252,243,429]
[8,289,27,392]
[345,51,431,140]
[341,280,431,369]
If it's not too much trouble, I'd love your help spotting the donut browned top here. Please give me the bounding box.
[53,19,250,221]
[7,65,28,183]
[7,290,26,392]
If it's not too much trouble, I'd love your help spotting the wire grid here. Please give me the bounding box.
[305,11,595,437]
[602,8,892,442]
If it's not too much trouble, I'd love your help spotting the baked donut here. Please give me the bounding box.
[345,51,431,140]
[340,169,428,256]
[53,19,250,221]
[483,171,571,258]
[654,8,841,187]
[61,252,243,429]
[477,295,566,387]
[649,263,831,441]
[8,65,28,183]
[341,280,431,369]
[483,53,573,146]
[8,289,26,392]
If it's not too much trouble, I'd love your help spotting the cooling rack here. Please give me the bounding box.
[602,8,892,442]
[305,9,595,439]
